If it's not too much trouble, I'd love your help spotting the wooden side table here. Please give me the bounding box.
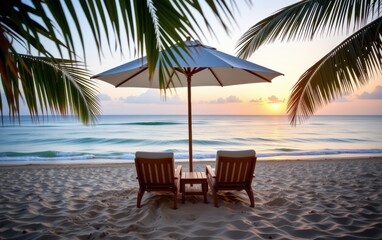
[181,172,208,204]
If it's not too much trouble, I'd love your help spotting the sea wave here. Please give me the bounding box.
[99,121,184,126]
[0,151,135,161]
[288,138,372,143]
[21,138,250,146]
[261,148,382,158]
[1,149,381,163]
[2,135,377,149]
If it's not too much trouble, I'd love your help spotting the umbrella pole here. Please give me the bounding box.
[187,75,193,172]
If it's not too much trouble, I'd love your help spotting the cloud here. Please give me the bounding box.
[221,95,242,103]
[250,98,263,104]
[358,86,382,99]
[267,95,285,104]
[98,93,111,101]
[203,95,242,104]
[120,90,182,104]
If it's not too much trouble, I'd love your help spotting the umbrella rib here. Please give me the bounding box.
[208,68,223,87]
[190,67,206,75]
[243,69,272,83]
[116,67,148,87]
[175,68,185,74]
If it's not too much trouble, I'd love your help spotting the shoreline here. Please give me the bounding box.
[1,154,382,169]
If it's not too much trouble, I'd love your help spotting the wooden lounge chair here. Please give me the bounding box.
[206,150,257,207]
[135,151,182,209]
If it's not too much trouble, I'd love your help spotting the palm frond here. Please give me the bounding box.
[288,17,382,125]
[3,0,242,68]
[2,54,100,124]
[1,0,245,124]
[46,0,242,90]
[236,0,381,59]
[1,0,67,59]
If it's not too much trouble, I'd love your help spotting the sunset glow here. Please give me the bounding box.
[272,103,280,110]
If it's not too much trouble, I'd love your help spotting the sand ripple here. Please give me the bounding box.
[1,159,382,239]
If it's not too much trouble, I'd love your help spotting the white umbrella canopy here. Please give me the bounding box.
[92,40,281,88]
[92,39,283,171]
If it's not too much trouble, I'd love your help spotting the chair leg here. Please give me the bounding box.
[203,182,208,203]
[173,191,178,209]
[245,187,255,207]
[207,176,218,207]
[213,190,219,207]
[137,189,144,208]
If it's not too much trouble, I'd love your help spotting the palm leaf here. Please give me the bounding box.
[236,0,381,59]
[1,0,246,124]
[288,17,382,125]
[2,54,100,124]
[33,0,242,96]
[236,0,381,125]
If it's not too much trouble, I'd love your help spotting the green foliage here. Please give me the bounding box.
[1,0,245,124]
[236,0,382,124]
[1,0,100,124]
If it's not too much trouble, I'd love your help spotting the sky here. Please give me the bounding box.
[6,1,382,117]
[89,0,382,116]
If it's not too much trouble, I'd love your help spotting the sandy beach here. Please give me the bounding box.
[1,157,382,239]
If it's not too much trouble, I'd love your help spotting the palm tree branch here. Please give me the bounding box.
[1,2,67,59]
[1,0,244,124]
[288,16,382,125]
[4,54,100,124]
[62,0,87,61]
[236,0,381,59]
[31,0,66,58]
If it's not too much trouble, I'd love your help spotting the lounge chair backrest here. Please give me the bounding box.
[135,152,175,185]
[215,150,256,184]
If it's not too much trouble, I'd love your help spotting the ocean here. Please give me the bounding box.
[0,115,381,165]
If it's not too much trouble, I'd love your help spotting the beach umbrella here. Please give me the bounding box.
[91,39,282,172]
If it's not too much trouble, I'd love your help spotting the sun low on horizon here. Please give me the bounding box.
[265,101,286,115]
[272,103,280,110]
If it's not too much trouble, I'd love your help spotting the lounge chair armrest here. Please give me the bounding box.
[206,165,215,178]
[174,165,182,179]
